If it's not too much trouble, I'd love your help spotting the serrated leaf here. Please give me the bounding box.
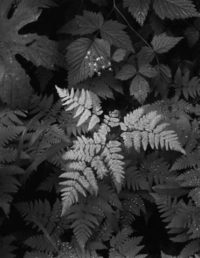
[0,0,59,108]
[130,75,150,103]
[116,64,136,80]
[76,11,104,34]
[137,46,155,66]
[157,64,172,79]
[61,11,104,35]
[123,0,151,26]
[139,64,158,78]
[101,20,134,51]
[67,37,111,85]
[112,48,127,62]
[22,35,61,69]
[151,33,183,54]
[153,0,200,20]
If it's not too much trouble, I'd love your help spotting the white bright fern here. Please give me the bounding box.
[56,86,103,131]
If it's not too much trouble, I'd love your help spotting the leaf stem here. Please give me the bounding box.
[113,0,160,66]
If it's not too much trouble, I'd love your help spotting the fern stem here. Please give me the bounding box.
[33,218,59,254]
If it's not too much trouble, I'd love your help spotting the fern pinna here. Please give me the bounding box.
[1,0,200,257]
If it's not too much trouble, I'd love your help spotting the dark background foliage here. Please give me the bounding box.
[1,0,200,257]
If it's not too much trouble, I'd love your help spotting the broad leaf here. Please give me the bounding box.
[151,33,183,54]
[123,0,151,26]
[130,75,150,103]
[139,64,158,78]
[62,12,133,51]
[61,11,104,35]
[101,20,134,51]
[116,64,136,80]
[76,11,104,34]
[137,46,155,66]
[67,38,111,85]
[0,0,59,108]
[112,49,127,62]
[153,0,199,20]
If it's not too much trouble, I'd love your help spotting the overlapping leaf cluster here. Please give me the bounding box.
[1,0,200,257]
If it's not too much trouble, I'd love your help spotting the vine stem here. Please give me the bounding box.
[113,0,160,66]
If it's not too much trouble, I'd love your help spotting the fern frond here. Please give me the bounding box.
[120,192,145,225]
[70,72,123,99]
[171,150,200,171]
[29,94,54,116]
[65,199,102,249]
[174,68,200,100]
[60,162,98,212]
[179,239,200,258]
[96,110,120,139]
[60,110,123,213]
[26,123,69,173]
[56,87,103,131]
[0,109,26,126]
[59,110,88,136]
[25,235,55,254]
[142,154,171,185]
[177,169,200,188]
[16,199,60,233]
[0,125,24,146]
[110,227,146,258]
[60,121,124,213]
[152,194,193,242]
[16,200,63,254]
[98,183,121,210]
[120,108,185,154]
[101,140,124,187]
[126,165,149,191]
[126,153,171,191]
[0,147,17,164]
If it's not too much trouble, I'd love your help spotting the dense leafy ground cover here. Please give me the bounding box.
[1,0,200,257]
